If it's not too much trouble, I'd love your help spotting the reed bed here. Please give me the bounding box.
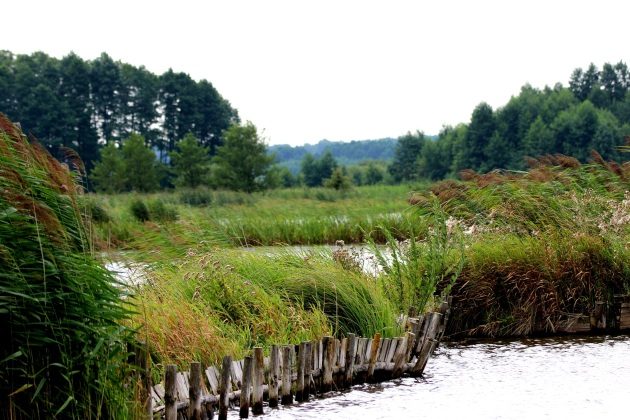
[408,154,630,337]
[0,114,133,419]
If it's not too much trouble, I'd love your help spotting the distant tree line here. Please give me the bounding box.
[0,50,239,171]
[388,61,630,181]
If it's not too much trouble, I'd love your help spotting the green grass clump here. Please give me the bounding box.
[0,114,133,418]
[132,248,400,367]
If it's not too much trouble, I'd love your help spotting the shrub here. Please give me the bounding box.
[147,199,179,222]
[130,199,150,222]
[179,188,213,207]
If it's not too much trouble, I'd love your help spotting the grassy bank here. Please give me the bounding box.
[407,156,630,337]
[89,184,424,254]
[129,248,402,369]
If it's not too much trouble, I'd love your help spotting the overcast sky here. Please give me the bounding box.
[4,0,630,145]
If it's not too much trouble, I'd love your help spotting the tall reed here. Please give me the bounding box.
[0,114,133,418]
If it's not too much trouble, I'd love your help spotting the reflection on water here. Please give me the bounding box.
[257,335,630,419]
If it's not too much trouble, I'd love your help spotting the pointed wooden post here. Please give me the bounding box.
[296,342,307,401]
[303,341,312,401]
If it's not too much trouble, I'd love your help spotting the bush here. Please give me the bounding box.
[82,198,110,223]
[147,199,179,222]
[130,198,150,222]
[179,188,213,207]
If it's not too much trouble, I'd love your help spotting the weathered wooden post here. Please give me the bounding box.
[411,312,442,376]
[189,362,203,419]
[303,341,312,401]
[392,336,407,378]
[281,346,293,405]
[219,356,232,420]
[366,333,381,382]
[164,364,178,420]
[252,347,264,415]
[344,333,357,387]
[240,356,253,418]
[322,336,335,392]
[296,342,307,401]
[269,345,280,408]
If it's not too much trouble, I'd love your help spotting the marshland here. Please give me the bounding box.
[3,49,630,419]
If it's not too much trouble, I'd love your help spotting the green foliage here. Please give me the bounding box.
[130,199,150,222]
[122,133,162,192]
[170,133,210,188]
[0,114,132,418]
[0,50,238,170]
[90,143,126,193]
[388,131,426,182]
[324,167,353,191]
[371,199,464,313]
[147,199,179,222]
[212,122,274,192]
[179,188,213,207]
[301,150,338,187]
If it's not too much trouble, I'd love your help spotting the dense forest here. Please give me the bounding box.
[0,50,239,170]
[1,51,629,191]
[390,61,630,181]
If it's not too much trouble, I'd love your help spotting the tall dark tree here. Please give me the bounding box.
[90,53,123,141]
[212,122,274,192]
[388,131,425,182]
[459,103,496,171]
[59,53,99,169]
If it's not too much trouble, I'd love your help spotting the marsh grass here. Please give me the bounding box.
[0,114,133,418]
[408,155,630,337]
[131,248,399,368]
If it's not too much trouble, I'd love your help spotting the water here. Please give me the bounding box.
[257,335,630,419]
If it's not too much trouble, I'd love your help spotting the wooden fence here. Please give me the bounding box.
[138,298,452,419]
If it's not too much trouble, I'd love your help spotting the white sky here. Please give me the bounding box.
[3,0,630,146]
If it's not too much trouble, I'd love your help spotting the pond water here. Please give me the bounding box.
[256,335,630,419]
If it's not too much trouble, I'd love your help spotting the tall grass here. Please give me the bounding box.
[132,248,399,368]
[0,114,133,418]
[408,155,630,337]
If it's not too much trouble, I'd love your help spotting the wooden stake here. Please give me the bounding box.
[219,356,232,420]
[281,346,293,405]
[164,364,178,420]
[344,334,357,387]
[252,347,264,415]
[296,342,307,401]
[303,341,312,401]
[188,362,203,420]
[367,333,381,381]
[268,345,280,408]
[322,336,334,392]
[240,356,253,418]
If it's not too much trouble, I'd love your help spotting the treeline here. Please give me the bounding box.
[389,61,630,181]
[0,50,239,170]
[270,138,397,174]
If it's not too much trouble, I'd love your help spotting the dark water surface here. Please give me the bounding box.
[255,335,630,419]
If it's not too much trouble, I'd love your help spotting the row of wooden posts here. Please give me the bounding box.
[140,299,451,419]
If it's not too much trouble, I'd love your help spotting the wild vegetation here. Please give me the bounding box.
[408,154,630,336]
[0,115,134,418]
